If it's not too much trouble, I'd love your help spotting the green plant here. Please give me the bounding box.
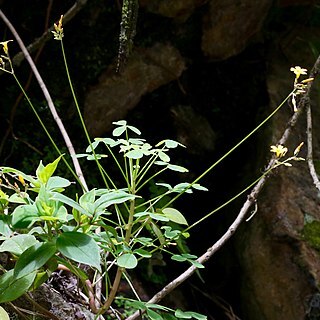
[0,13,313,320]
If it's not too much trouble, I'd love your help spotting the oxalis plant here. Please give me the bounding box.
[0,13,315,320]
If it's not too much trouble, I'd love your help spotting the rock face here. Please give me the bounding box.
[139,0,207,21]
[84,43,185,137]
[236,26,320,320]
[202,0,272,60]
[170,105,216,154]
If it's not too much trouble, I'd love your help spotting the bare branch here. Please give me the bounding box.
[125,56,320,320]
[306,103,320,191]
[9,0,88,69]
[0,9,88,191]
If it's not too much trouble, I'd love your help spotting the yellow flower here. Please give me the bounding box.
[270,144,288,158]
[290,66,307,80]
[0,40,13,55]
[52,15,64,40]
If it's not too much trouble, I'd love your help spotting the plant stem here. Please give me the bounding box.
[60,39,109,189]
[0,9,88,191]
[163,90,294,209]
[13,74,82,186]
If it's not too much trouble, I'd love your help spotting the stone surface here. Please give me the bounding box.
[202,0,272,60]
[236,25,320,320]
[84,43,186,137]
[139,0,207,21]
[170,105,216,154]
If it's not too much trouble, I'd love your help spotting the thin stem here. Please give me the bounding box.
[136,166,167,192]
[162,90,294,209]
[0,9,88,191]
[13,74,81,185]
[184,170,270,232]
[60,39,109,189]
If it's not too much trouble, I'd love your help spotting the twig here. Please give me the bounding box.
[306,103,320,191]
[8,0,88,69]
[0,9,88,191]
[125,57,320,320]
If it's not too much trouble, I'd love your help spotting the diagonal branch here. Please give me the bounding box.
[9,0,88,69]
[125,56,320,320]
[0,9,88,191]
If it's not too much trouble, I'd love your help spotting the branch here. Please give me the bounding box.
[9,0,88,69]
[0,9,88,191]
[125,56,320,320]
[306,103,320,191]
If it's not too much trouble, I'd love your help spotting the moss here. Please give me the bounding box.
[302,221,320,250]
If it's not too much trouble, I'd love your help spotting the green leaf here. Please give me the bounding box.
[161,226,180,239]
[134,211,169,222]
[9,192,30,204]
[0,234,39,255]
[175,310,207,320]
[126,299,146,310]
[54,205,68,222]
[127,125,141,135]
[146,303,172,311]
[0,306,10,320]
[14,242,56,279]
[151,222,166,246]
[36,155,63,184]
[167,164,188,173]
[79,189,96,215]
[172,183,193,194]
[46,176,71,191]
[33,271,49,290]
[126,149,144,159]
[12,204,39,229]
[147,309,164,320]
[190,260,205,269]
[113,126,126,137]
[113,120,127,126]
[95,191,135,210]
[0,269,37,303]
[51,193,89,216]
[0,216,12,237]
[134,248,152,258]
[171,254,187,262]
[158,151,170,163]
[156,139,185,149]
[56,232,101,271]
[162,208,188,225]
[192,184,208,192]
[117,253,137,269]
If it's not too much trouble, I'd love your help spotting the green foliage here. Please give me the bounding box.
[0,121,207,319]
[56,232,101,271]
[0,17,307,319]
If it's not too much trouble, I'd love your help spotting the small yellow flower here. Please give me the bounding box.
[52,15,64,40]
[0,40,13,55]
[290,66,307,80]
[270,144,288,158]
